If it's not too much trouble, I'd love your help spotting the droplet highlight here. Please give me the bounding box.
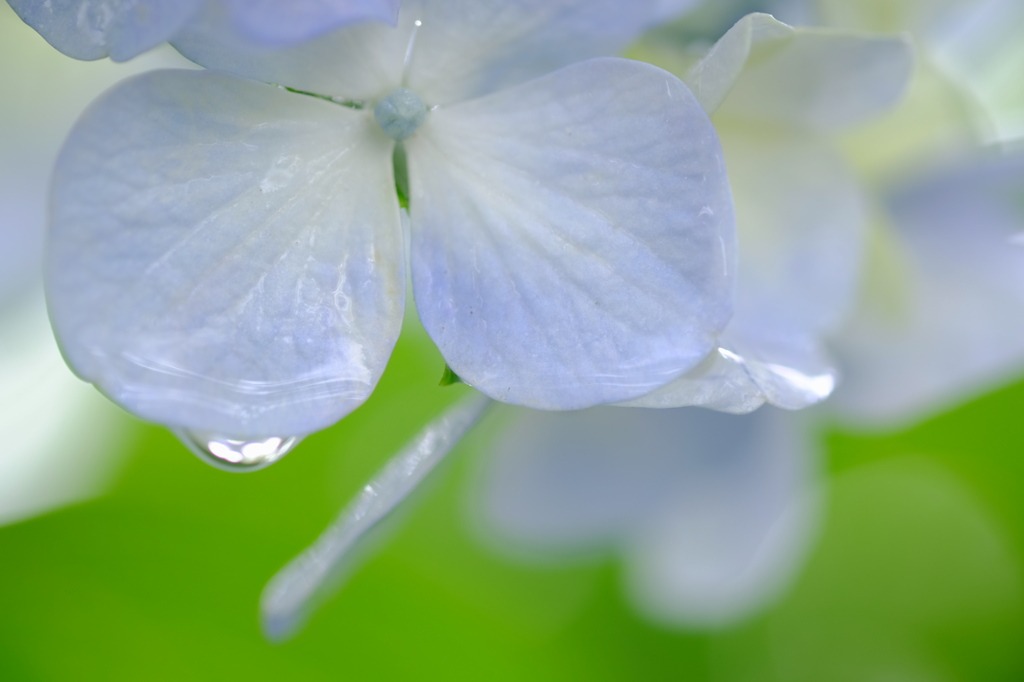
[176,429,301,472]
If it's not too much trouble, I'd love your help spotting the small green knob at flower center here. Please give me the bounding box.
[374,87,427,141]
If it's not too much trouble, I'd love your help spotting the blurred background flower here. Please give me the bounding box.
[0,3,193,526]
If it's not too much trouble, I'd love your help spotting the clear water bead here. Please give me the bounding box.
[374,87,427,141]
[176,429,301,472]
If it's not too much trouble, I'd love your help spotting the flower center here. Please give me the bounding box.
[374,87,427,141]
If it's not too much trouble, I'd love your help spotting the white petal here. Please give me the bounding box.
[683,12,794,115]
[406,58,735,410]
[7,0,204,61]
[623,408,820,628]
[218,0,400,46]
[832,149,1024,426]
[686,12,913,130]
[48,70,404,438]
[406,0,702,105]
[172,2,415,100]
[475,405,820,628]
[262,393,491,641]
[625,128,861,410]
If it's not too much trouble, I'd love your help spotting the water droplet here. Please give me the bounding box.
[175,429,301,472]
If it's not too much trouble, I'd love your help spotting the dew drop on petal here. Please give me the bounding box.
[175,429,301,472]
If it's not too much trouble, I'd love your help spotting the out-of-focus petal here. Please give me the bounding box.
[682,12,794,114]
[406,0,705,106]
[407,58,734,410]
[218,0,400,46]
[0,290,130,526]
[7,0,204,61]
[685,12,913,130]
[475,405,819,627]
[626,128,861,411]
[623,331,836,412]
[48,70,404,438]
[625,408,819,628]
[832,149,1024,426]
[172,2,414,100]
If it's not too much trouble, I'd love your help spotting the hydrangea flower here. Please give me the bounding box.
[6,0,400,61]
[259,11,918,634]
[475,13,917,628]
[47,0,733,468]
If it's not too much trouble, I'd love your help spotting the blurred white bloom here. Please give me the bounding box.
[830,146,1024,425]
[5,0,401,61]
[813,0,1024,142]
[0,4,192,524]
[476,13,914,629]
[47,0,734,466]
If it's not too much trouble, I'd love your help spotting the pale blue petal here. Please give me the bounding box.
[218,0,399,46]
[8,0,204,61]
[832,149,1024,426]
[686,12,913,130]
[48,70,404,438]
[406,58,735,410]
[406,0,706,105]
[172,2,415,100]
[624,129,861,411]
[475,405,820,627]
[174,0,691,105]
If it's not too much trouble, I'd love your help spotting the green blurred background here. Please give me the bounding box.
[2,321,1023,680]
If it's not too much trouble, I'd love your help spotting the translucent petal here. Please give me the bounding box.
[475,405,819,627]
[832,149,1024,426]
[685,12,913,130]
[624,128,861,411]
[172,2,415,100]
[7,0,204,61]
[622,332,836,413]
[405,0,705,105]
[48,70,404,438]
[262,393,491,641]
[218,0,400,46]
[406,58,735,410]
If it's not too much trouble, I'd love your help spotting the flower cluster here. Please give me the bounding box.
[6,0,1024,642]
